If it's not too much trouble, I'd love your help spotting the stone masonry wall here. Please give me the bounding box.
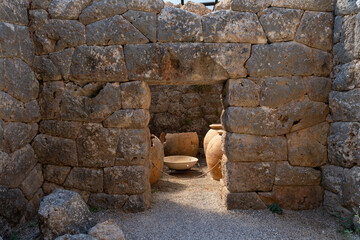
[0,0,348,231]
[323,0,360,217]
[149,84,223,152]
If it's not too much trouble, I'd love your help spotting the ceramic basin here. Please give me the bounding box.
[164,155,198,170]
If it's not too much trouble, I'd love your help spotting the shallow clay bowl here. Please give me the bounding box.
[164,156,199,170]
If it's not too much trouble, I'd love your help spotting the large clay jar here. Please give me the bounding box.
[203,124,223,154]
[149,135,164,185]
[205,134,223,181]
[164,132,199,157]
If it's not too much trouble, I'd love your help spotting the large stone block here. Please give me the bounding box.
[70,45,127,81]
[158,7,202,42]
[258,7,303,43]
[223,79,260,108]
[63,168,103,193]
[80,0,127,25]
[123,192,151,212]
[223,132,287,162]
[88,220,125,240]
[330,89,360,122]
[343,167,360,211]
[0,92,40,123]
[60,83,122,122]
[323,190,352,217]
[34,19,85,55]
[123,10,157,42]
[246,42,332,77]
[321,165,345,194]
[34,55,62,81]
[304,77,332,102]
[0,0,29,25]
[42,48,74,81]
[181,1,211,15]
[33,134,78,167]
[231,0,271,12]
[260,77,306,108]
[0,145,37,188]
[86,15,148,46]
[295,11,333,51]
[202,11,267,44]
[32,0,51,10]
[116,128,150,166]
[333,61,360,91]
[222,189,266,210]
[3,122,38,153]
[328,122,360,168]
[272,0,335,11]
[125,0,164,12]
[87,193,128,209]
[223,160,275,192]
[0,22,34,64]
[38,81,65,119]
[120,81,151,109]
[287,123,329,167]
[0,187,27,224]
[49,0,91,20]
[19,164,43,200]
[335,0,360,15]
[3,59,39,103]
[40,120,82,139]
[104,166,147,194]
[44,165,71,185]
[275,162,321,186]
[104,109,150,128]
[76,123,121,168]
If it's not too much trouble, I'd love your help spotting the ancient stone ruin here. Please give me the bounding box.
[0,0,359,235]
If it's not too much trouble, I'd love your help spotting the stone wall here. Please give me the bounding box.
[323,0,360,217]
[1,0,355,232]
[149,84,223,151]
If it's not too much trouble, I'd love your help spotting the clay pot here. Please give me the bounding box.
[149,135,164,185]
[205,134,223,181]
[164,132,199,157]
[203,124,223,154]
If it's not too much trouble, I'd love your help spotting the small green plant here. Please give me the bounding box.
[29,222,37,228]
[89,206,99,213]
[268,203,283,215]
[337,212,360,239]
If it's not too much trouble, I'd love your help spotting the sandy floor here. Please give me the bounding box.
[13,159,352,240]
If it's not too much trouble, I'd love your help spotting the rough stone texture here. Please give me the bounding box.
[125,43,250,84]
[79,0,127,25]
[123,10,157,42]
[86,15,148,46]
[223,159,275,192]
[115,128,150,166]
[202,11,267,44]
[104,166,147,194]
[342,167,360,211]
[322,165,345,194]
[223,79,260,108]
[120,81,151,109]
[44,165,71,185]
[275,162,321,186]
[3,122,38,153]
[222,189,266,210]
[19,164,43,200]
[70,46,128,82]
[304,77,332,102]
[32,0,51,10]
[38,81,64,119]
[88,220,125,240]
[295,11,333,51]
[246,42,332,77]
[323,190,352,216]
[40,120,82,139]
[87,193,128,209]
[272,0,336,11]
[0,145,37,188]
[26,188,44,220]
[332,60,360,91]
[76,123,121,167]
[125,0,164,13]
[33,19,86,55]
[0,0,29,25]
[38,189,91,240]
[223,132,287,162]
[287,123,329,167]
[158,7,202,42]
[0,187,27,224]
[215,0,231,10]
[328,122,360,168]
[258,7,303,43]
[329,89,360,122]
[123,193,150,212]
[335,0,360,15]
[231,0,271,12]
[104,109,150,129]
[56,234,97,240]
[181,1,211,16]
[32,134,78,167]
[63,168,103,193]
[49,0,91,20]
